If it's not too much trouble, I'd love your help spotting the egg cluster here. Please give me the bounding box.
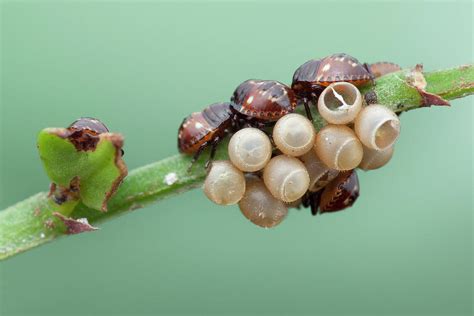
[203,82,401,228]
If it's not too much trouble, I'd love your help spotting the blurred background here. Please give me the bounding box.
[0,1,472,315]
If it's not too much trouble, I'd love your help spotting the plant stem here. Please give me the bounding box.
[0,64,473,261]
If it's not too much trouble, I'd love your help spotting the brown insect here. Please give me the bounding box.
[178,80,297,168]
[69,117,109,134]
[178,102,233,166]
[302,169,360,215]
[67,117,109,151]
[230,79,297,124]
[292,53,375,118]
[369,62,402,78]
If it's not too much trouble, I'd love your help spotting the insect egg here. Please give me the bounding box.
[317,82,362,124]
[228,128,272,172]
[315,125,363,171]
[263,155,310,203]
[273,113,316,156]
[238,176,288,228]
[359,145,395,170]
[204,161,246,205]
[354,104,400,151]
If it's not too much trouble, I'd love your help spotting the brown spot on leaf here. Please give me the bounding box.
[67,129,102,151]
[50,118,109,152]
[419,91,450,106]
[48,183,56,197]
[101,133,128,212]
[49,127,101,152]
[50,177,80,205]
[33,207,41,217]
[44,218,56,230]
[66,117,109,151]
[407,64,427,89]
[407,64,450,107]
[53,212,98,235]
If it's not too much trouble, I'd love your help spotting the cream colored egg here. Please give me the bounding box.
[359,145,395,170]
[228,128,272,172]
[273,113,316,156]
[239,176,288,228]
[314,125,363,171]
[300,148,339,192]
[354,104,400,151]
[204,161,246,205]
[263,155,310,203]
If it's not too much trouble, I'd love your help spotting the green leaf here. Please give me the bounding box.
[37,128,127,211]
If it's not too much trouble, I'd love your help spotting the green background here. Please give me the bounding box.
[0,1,472,315]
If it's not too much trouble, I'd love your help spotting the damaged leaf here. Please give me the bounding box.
[53,212,98,234]
[407,64,450,107]
[37,121,127,212]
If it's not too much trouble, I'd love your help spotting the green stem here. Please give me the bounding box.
[0,64,473,260]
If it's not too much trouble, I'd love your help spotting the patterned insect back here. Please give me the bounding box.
[292,53,374,100]
[291,59,323,98]
[316,53,373,86]
[178,102,233,154]
[369,62,402,78]
[231,80,297,121]
[319,170,360,213]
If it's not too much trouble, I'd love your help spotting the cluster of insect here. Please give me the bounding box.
[178,53,402,228]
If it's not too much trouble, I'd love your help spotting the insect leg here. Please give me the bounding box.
[187,141,209,172]
[303,97,313,122]
[205,137,222,169]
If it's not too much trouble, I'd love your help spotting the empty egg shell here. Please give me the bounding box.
[354,104,400,151]
[317,82,362,124]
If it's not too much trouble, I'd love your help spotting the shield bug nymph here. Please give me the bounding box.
[319,169,360,213]
[67,117,110,151]
[292,53,375,117]
[301,169,360,215]
[230,79,298,125]
[368,62,402,78]
[69,117,109,135]
[178,102,233,167]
